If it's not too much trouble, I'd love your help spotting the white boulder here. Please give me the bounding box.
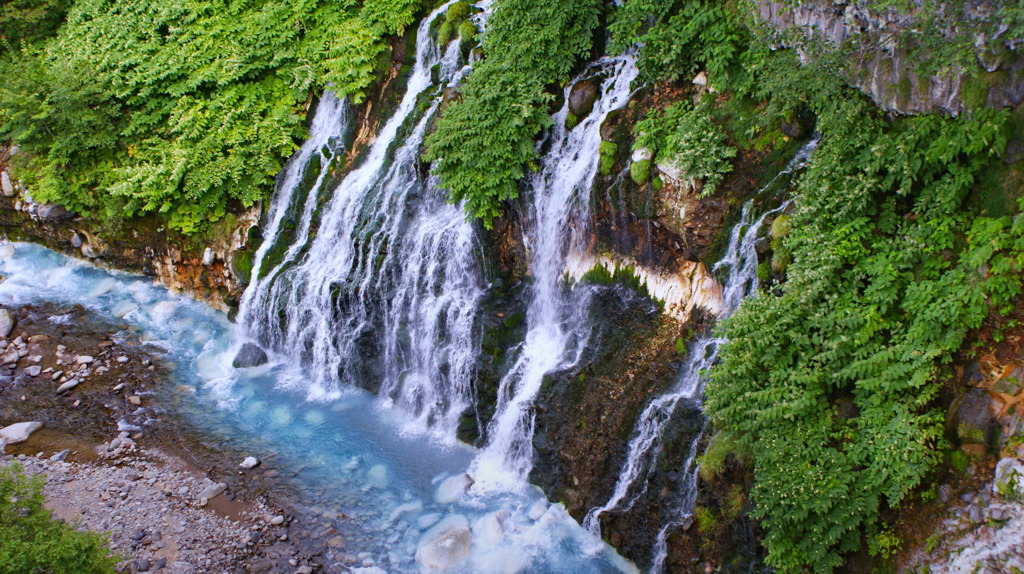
[0,421,42,445]
[435,473,474,504]
[415,515,472,571]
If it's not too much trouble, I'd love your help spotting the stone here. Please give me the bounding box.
[568,78,599,118]
[56,380,80,393]
[23,365,41,377]
[50,449,70,462]
[36,203,75,221]
[127,395,142,406]
[0,422,42,445]
[81,243,101,258]
[202,247,215,266]
[271,515,285,526]
[232,343,268,369]
[471,510,506,545]
[631,147,653,163]
[0,245,14,259]
[692,71,708,86]
[937,483,954,503]
[77,355,94,364]
[947,388,994,447]
[434,473,473,504]
[992,376,1021,396]
[527,499,548,521]
[0,309,15,338]
[993,457,1024,500]
[70,232,84,248]
[240,456,259,469]
[198,482,227,501]
[0,170,14,197]
[415,515,472,571]
[248,560,272,574]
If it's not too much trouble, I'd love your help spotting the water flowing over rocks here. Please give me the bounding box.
[414,515,472,571]
[233,342,269,369]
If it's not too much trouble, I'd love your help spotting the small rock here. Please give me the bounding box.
[0,170,14,197]
[128,395,142,406]
[24,365,41,377]
[198,482,227,501]
[232,343,268,369]
[136,558,151,572]
[36,203,75,221]
[937,483,954,503]
[70,232,84,248]
[240,456,260,470]
[0,309,14,338]
[56,380,80,393]
[435,473,473,504]
[50,449,70,462]
[117,356,129,363]
[76,355,94,364]
[202,247,215,266]
[248,560,272,574]
[271,515,285,526]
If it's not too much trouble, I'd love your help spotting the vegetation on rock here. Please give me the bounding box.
[0,0,422,233]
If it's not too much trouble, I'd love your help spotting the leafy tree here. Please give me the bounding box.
[0,463,119,573]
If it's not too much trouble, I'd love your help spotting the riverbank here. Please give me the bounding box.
[0,301,326,574]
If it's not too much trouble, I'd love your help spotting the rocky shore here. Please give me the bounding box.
[0,302,326,574]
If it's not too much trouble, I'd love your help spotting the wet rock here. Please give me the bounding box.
[471,510,506,545]
[937,483,954,503]
[435,473,473,504]
[198,482,227,501]
[947,388,994,448]
[0,244,15,259]
[1,170,14,197]
[527,500,547,521]
[37,203,75,221]
[56,379,80,393]
[415,515,472,571]
[248,560,272,574]
[568,78,599,118]
[128,396,142,406]
[271,515,285,526]
[0,308,15,338]
[50,449,70,462]
[240,456,260,469]
[24,365,41,377]
[81,243,101,258]
[71,232,84,248]
[993,458,1024,499]
[202,248,215,266]
[76,355,94,364]
[233,343,268,369]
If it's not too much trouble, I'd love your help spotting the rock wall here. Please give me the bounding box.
[756,0,1024,115]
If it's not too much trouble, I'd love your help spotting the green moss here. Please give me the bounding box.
[457,20,477,44]
[231,250,255,284]
[949,449,970,473]
[651,175,663,190]
[896,75,912,109]
[770,214,791,241]
[446,1,471,23]
[565,112,579,130]
[630,159,650,185]
[599,140,618,175]
[770,244,792,274]
[757,262,772,284]
[694,505,719,534]
[437,20,453,45]
[961,73,990,110]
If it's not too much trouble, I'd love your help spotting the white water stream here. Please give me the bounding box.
[471,54,640,488]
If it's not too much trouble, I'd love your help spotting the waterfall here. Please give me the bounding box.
[583,137,819,572]
[238,2,486,439]
[471,54,640,486]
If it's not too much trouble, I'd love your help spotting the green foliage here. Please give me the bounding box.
[867,526,901,559]
[437,20,454,45]
[633,100,736,196]
[0,463,119,573]
[630,159,650,185]
[424,0,603,224]
[0,0,71,49]
[757,261,771,283]
[0,0,417,233]
[445,1,470,23]
[697,429,749,482]
[707,103,1017,573]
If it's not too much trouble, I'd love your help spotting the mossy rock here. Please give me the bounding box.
[231,250,255,285]
[630,159,651,185]
[437,20,453,45]
[599,141,618,175]
[457,21,477,44]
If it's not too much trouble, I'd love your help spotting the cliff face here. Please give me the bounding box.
[757,0,1024,115]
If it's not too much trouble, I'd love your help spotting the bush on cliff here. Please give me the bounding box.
[0,463,118,573]
[0,0,421,234]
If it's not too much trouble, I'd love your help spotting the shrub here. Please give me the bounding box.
[437,20,453,45]
[445,1,470,23]
[633,100,735,196]
[0,463,119,573]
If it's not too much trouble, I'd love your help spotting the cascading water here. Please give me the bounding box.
[471,54,639,486]
[238,3,485,438]
[583,137,819,572]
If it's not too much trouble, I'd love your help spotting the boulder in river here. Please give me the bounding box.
[435,473,473,504]
[198,482,227,501]
[0,421,42,448]
[239,456,259,469]
[0,244,15,259]
[0,308,15,338]
[568,78,599,118]
[232,343,268,368]
[415,515,472,571]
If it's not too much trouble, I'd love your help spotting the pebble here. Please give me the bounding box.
[76,355,94,364]
[240,456,259,470]
[271,515,285,526]
[117,356,129,363]
[56,379,80,393]
[24,365,41,377]
[128,396,142,406]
